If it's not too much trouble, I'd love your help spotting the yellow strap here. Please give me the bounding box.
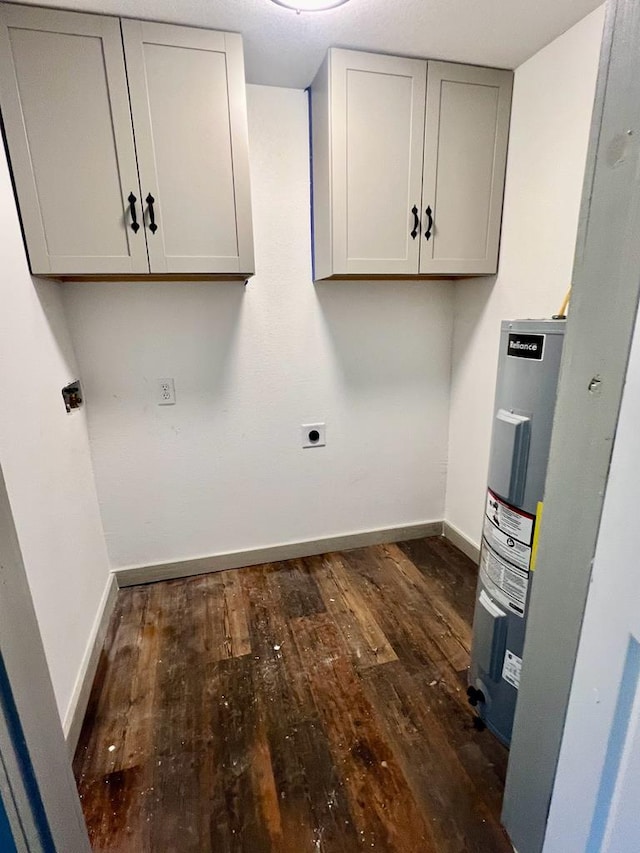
[530,502,544,571]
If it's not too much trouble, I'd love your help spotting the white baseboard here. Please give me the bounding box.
[443,520,481,564]
[63,574,118,757]
[115,521,444,587]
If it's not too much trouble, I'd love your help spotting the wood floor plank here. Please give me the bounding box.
[205,656,273,853]
[381,542,473,652]
[290,611,439,853]
[397,537,478,625]
[241,564,360,853]
[249,715,283,849]
[271,558,326,620]
[148,578,204,853]
[337,548,510,821]
[75,586,154,852]
[75,536,511,853]
[362,660,511,852]
[341,546,470,676]
[221,570,252,659]
[311,552,398,668]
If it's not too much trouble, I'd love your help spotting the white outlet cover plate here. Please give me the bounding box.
[157,378,176,405]
[301,423,326,448]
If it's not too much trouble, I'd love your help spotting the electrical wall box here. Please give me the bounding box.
[62,380,83,413]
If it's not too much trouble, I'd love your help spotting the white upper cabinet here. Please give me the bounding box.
[420,62,513,275]
[0,4,254,278]
[312,49,427,278]
[121,22,254,276]
[311,48,513,280]
[0,4,147,275]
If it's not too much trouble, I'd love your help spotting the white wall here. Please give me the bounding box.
[63,85,454,571]
[0,147,110,720]
[444,6,605,549]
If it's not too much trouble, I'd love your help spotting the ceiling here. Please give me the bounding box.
[19,0,604,88]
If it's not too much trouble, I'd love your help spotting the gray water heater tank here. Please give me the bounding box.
[469,318,566,746]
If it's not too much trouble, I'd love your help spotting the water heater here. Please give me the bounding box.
[468,319,566,746]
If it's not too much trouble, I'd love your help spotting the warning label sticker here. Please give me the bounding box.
[480,489,536,616]
[479,545,529,616]
[482,518,531,571]
[486,491,534,546]
[502,649,523,690]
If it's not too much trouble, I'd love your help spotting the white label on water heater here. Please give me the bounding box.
[482,519,531,571]
[479,545,528,616]
[502,649,522,690]
[486,490,534,544]
[480,490,536,616]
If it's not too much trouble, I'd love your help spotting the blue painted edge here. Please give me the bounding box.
[0,791,18,853]
[0,653,56,852]
[306,85,316,283]
[586,635,640,852]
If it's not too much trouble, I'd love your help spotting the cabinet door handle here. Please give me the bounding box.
[410,205,420,240]
[424,205,433,241]
[127,192,140,233]
[146,193,158,234]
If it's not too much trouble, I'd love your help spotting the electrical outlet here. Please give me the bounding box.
[301,423,326,448]
[157,378,176,405]
[61,380,83,413]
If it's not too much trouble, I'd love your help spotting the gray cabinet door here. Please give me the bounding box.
[420,62,512,275]
[121,20,254,276]
[324,49,427,277]
[0,3,148,275]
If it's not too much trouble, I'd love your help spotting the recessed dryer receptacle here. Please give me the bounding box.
[301,423,326,448]
[62,380,83,413]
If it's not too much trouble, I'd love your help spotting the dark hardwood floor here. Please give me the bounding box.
[74,537,511,852]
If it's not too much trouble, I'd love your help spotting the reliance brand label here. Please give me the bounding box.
[507,333,545,360]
